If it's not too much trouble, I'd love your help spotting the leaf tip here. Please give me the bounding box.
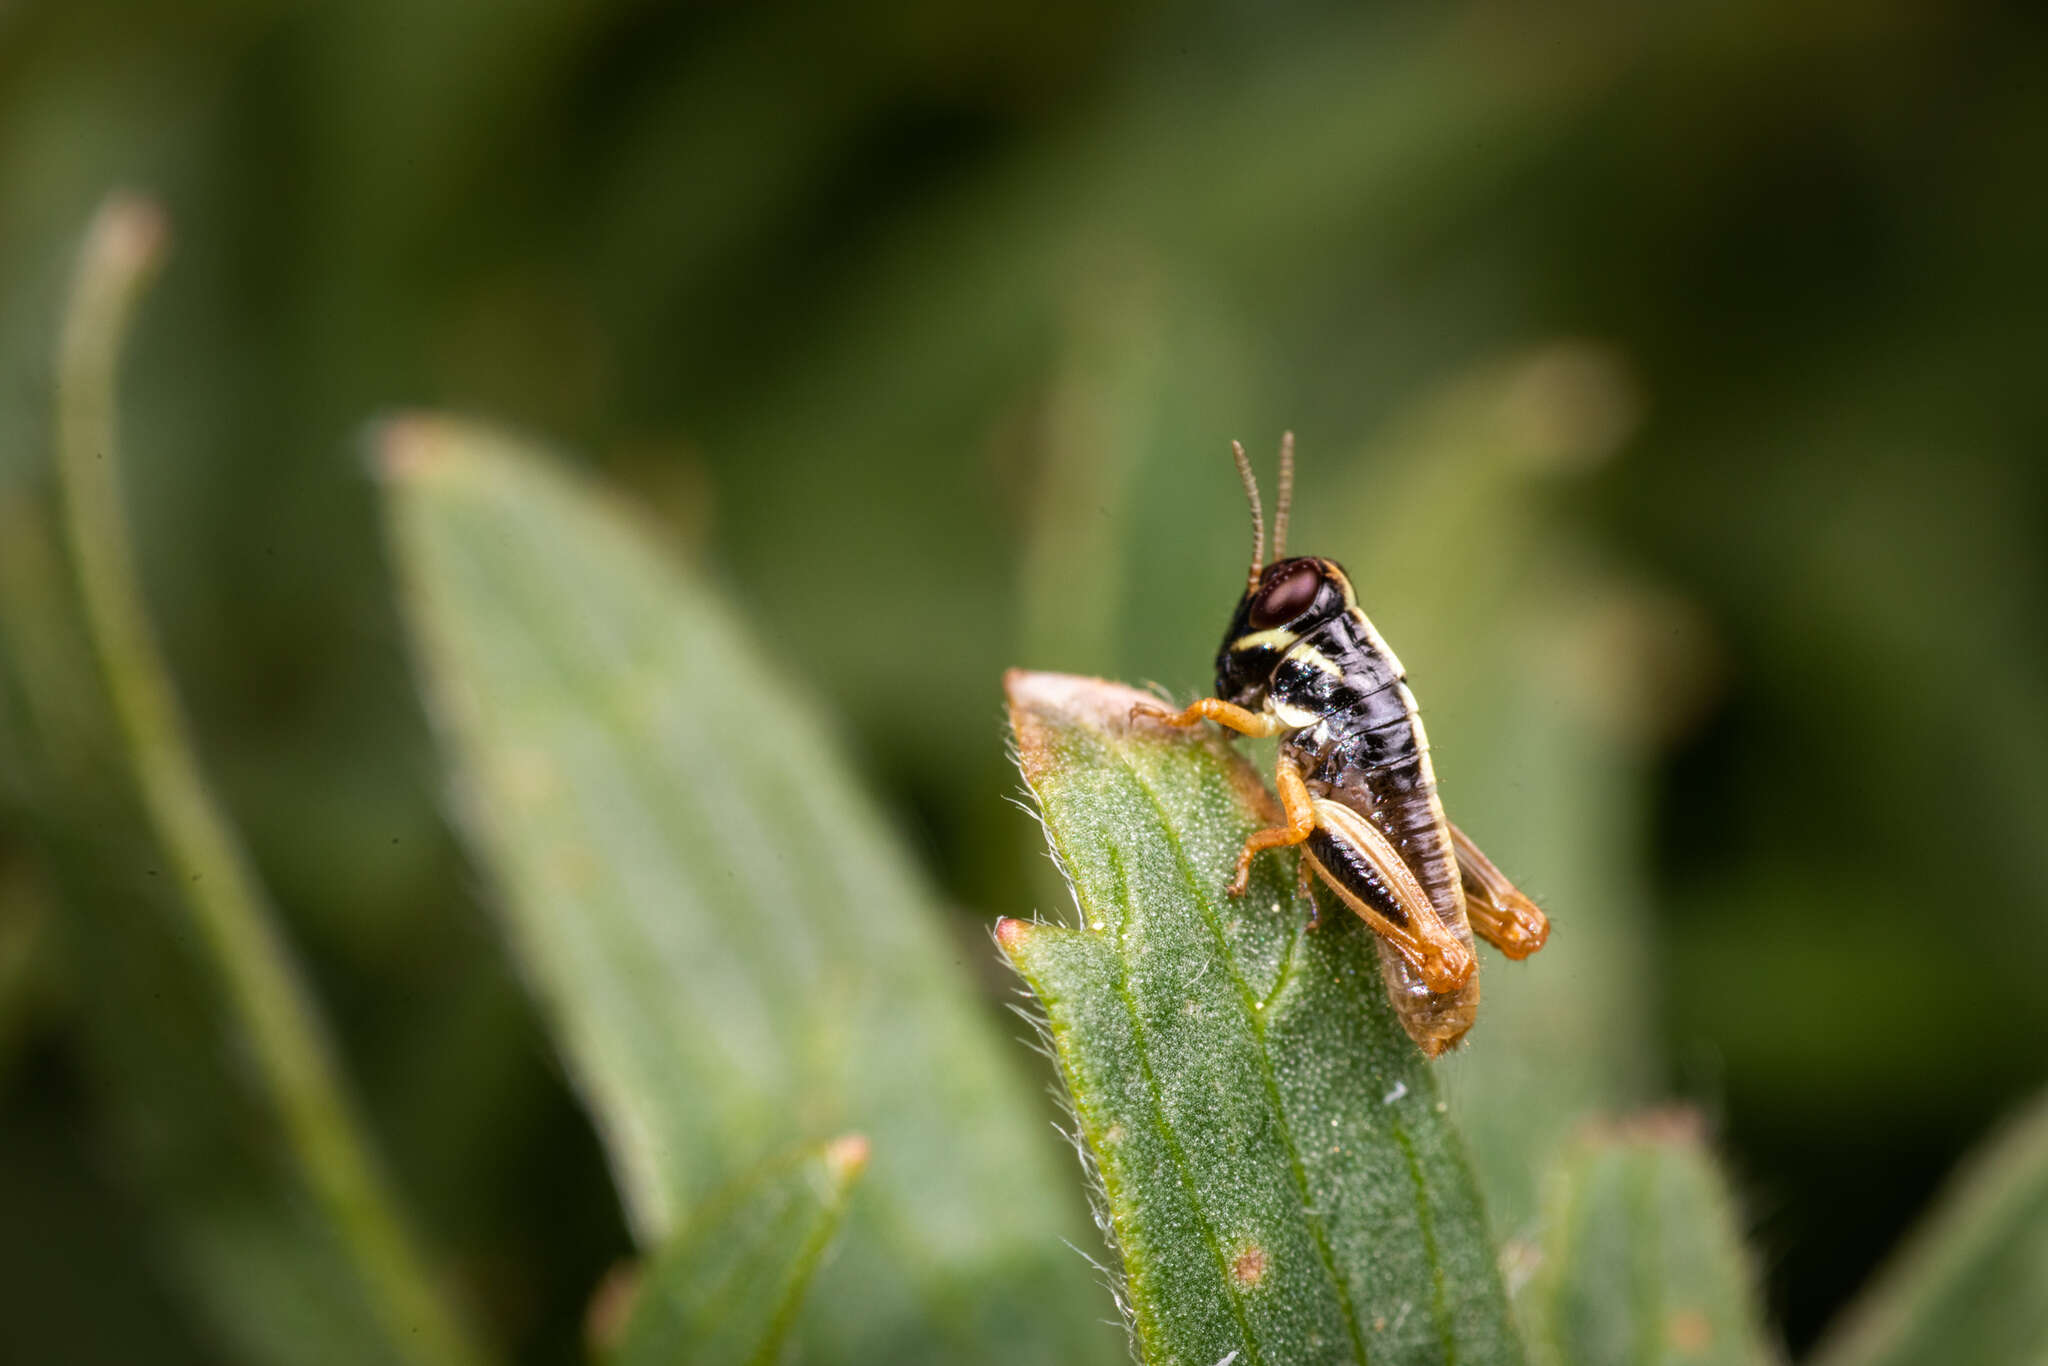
[583,1260,640,1356]
[1004,669,1158,730]
[822,1132,871,1185]
[82,191,171,278]
[369,411,459,485]
[1004,669,1171,786]
[993,915,1034,955]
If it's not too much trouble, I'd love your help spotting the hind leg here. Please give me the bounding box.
[1448,822,1550,959]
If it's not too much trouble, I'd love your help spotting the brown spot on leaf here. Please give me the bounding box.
[1230,1243,1268,1288]
[1667,1307,1712,1352]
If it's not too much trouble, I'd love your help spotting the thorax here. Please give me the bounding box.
[1266,610,1413,762]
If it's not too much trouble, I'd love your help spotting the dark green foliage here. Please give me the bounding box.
[1810,1087,2048,1366]
[1001,670,1522,1366]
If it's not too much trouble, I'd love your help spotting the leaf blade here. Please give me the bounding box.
[1520,1112,1779,1366]
[1001,669,1523,1366]
[380,421,1116,1364]
[1808,1087,2048,1366]
[608,1135,868,1366]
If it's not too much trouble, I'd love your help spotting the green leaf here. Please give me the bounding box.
[1808,1087,2048,1366]
[605,1134,869,1366]
[379,418,1118,1365]
[997,669,1524,1366]
[1520,1112,1778,1366]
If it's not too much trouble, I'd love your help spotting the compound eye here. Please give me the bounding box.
[1249,562,1322,629]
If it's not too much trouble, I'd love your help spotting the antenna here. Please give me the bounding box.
[1272,431,1296,562]
[1231,440,1265,592]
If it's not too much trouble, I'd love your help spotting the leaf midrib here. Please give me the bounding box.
[1105,735,1376,1366]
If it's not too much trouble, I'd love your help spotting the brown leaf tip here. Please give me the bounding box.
[993,916,1033,954]
[372,412,454,483]
[1004,669,1161,731]
[823,1132,871,1183]
[86,192,171,277]
[1005,669,1177,785]
[1002,669,1281,827]
[582,1260,640,1354]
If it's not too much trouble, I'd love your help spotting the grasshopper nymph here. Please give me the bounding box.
[1133,435,1549,1055]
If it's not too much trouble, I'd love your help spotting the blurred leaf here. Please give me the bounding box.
[0,200,488,1366]
[605,1134,868,1366]
[379,417,1119,1365]
[1808,1087,2048,1366]
[1519,1112,1778,1366]
[998,670,1524,1366]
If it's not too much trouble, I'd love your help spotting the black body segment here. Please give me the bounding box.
[1266,615,1405,727]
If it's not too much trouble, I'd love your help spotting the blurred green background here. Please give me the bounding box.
[2,1,2045,1361]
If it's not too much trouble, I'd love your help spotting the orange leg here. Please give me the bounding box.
[1449,822,1550,960]
[1227,756,1315,896]
[1129,695,1283,739]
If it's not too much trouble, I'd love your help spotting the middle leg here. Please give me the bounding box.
[1227,754,1316,897]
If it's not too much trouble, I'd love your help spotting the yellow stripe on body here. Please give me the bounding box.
[1229,627,1299,654]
